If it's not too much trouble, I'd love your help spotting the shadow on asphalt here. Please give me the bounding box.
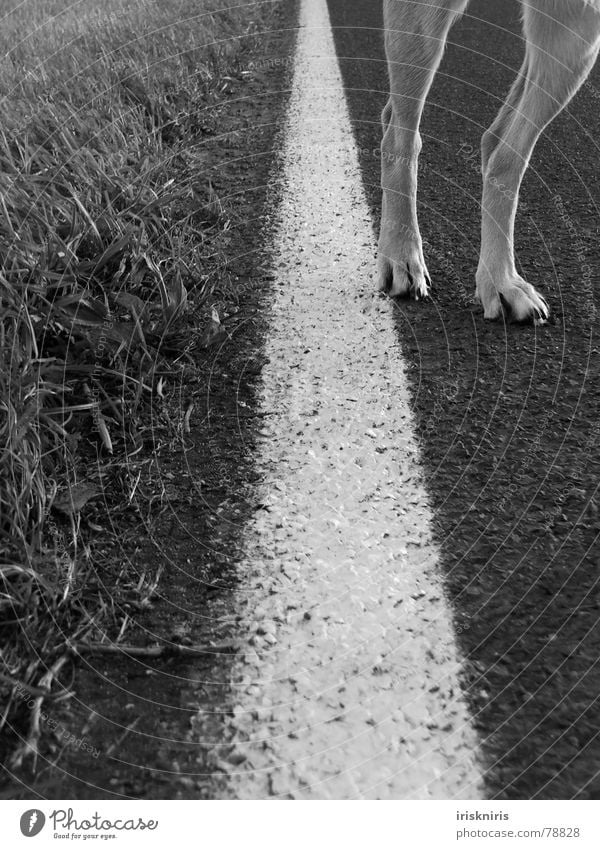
[328,0,600,800]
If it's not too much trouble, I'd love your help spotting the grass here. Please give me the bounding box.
[0,0,279,768]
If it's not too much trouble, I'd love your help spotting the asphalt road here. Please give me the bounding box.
[208,0,483,798]
[327,0,600,799]
[6,0,600,803]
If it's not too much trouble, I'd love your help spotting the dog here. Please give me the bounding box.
[378,0,600,320]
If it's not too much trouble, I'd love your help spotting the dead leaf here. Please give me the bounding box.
[53,483,100,514]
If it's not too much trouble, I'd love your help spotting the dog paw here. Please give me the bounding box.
[377,250,431,300]
[476,275,549,323]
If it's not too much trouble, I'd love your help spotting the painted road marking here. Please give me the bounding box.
[210,0,484,799]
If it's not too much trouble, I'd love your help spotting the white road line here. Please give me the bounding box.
[213,0,484,799]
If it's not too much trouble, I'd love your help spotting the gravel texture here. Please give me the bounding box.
[327,0,600,800]
[211,0,483,800]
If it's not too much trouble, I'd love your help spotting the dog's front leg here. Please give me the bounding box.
[378,0,468,298]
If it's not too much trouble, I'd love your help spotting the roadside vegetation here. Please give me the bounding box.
[0,0,274,767]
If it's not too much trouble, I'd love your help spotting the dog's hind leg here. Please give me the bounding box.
[477,0,600,321]
[378,0,470,298]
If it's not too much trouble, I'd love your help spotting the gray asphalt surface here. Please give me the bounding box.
[210,0,482,798]
[327,0,600,799]
[5,0,600,803]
